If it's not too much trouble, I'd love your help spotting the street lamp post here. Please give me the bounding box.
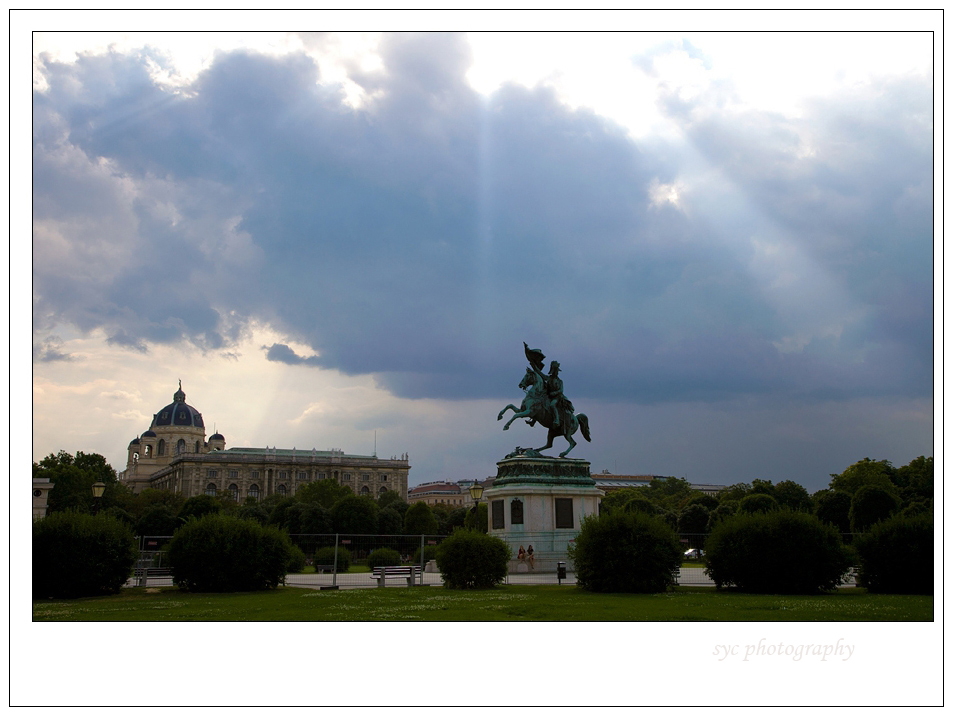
[91,480,106,515]
[468,481,484,530]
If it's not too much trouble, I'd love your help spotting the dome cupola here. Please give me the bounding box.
[151,381,205,429]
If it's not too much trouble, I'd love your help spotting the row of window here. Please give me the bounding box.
[204,469,391,482]
[202,483,391,499]
[136,438,202,459]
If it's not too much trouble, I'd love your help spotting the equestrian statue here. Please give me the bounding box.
[497,343,591,458]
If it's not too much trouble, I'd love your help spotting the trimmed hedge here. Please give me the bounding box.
[569,511,682,593]
[854,513,933,594]
[705,510,853,593]
[168,513,294,592]
[33,511,139,599]
[436,530,510,589]
[313,546,351,572]
[367,548,402,569]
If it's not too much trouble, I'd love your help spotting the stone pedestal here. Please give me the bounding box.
[484,456,603,572]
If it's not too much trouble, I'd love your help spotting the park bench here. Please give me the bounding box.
[370,565,422,587]
[313,564,336,574]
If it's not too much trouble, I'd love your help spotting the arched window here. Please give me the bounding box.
[205,483,217,496]
[195,440,201,453]
[378,486,388,495]
[276,484,287,496]
[176,439,187,455]
[360,485,370,496]
[248,484,260,500]
[157,439,166,456]
[143,445,152,457]
[228,484,239,501]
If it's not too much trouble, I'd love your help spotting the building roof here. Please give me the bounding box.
[408,482,462,496]
[151,383,204,429]
[226,447,376,460]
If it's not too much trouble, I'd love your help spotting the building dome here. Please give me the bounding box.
[151,381,205,429]
[141,430,156,438]
[209,433,224,441]
[129,437,141,445]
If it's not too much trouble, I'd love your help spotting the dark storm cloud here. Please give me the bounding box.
[32,34,933,405]
[264,343,321,367]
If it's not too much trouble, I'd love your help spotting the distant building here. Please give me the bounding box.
[690,483,727,496]
[33,477,53,520]
[408,481,467,508]
[118,383,409,501]
[592,472,659,492]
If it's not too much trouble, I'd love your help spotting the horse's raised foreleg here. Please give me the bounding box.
[497,404,518,421]
[499,404,532,431]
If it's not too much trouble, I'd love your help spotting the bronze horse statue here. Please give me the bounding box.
[498,366,591,458]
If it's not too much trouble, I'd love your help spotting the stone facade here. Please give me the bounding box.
[118,383,409,501]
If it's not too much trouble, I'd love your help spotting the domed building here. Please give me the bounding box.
[120,382,409,502]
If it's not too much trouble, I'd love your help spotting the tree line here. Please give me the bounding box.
[33,450,481,537]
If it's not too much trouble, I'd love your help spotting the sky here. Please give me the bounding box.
[27,19,937,496]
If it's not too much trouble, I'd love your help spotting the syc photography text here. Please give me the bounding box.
[713,638,855,662]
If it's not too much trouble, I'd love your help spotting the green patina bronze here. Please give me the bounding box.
[497,343,591,458]
[493,456,595,487]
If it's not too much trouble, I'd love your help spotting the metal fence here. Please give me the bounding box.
[126,532,861,589]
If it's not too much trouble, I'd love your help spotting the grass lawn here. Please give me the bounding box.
[32,585,932,622]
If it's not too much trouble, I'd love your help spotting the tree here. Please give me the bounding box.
[812,489,852,533]
[331,495,379,534]
[893,456,933,505]
[677,504,711,533]
[236,503,270,525]
[773,480,812,512]
[680,492,719,511]
[829,458,897,496]
[645,477,694,510]
[445,507,468,533]
[377,490,408,512]
[738,493,779,514]
[378,506,404,535]
[34,450,120,514]
[404,502,439,535]
[284,502,332,533]
[749,479,776,497]
[178,494,223,522]
[623,494,658,516]
[464,503,488,533]
[136,504,179,536]
[718,483,751,503]
[849,485,900,533]
[297,479,351,509]
[600,488,649,515]
[265,496,298,529]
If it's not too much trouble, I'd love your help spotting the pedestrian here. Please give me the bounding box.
[527,544,535,569]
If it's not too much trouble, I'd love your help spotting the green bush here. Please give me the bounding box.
[313,546,351,571]
[705,510,853,593]
[403,502,439,535]
[568,511,681,593]
[168,513,293,592]
[33,511,138,599]
[286,544,307,573]
[367,547,402,568]
[436,530,510,589]
[412,545,438,563]
[854,513,933,594]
